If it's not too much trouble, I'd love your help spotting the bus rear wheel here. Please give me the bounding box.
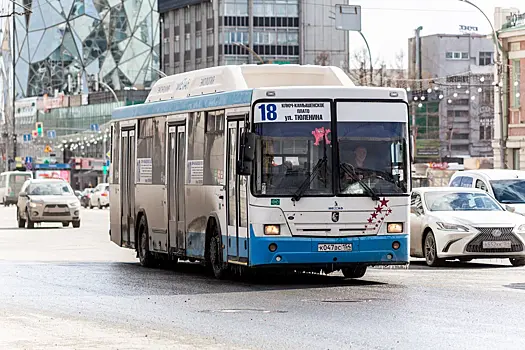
[137,215,156,267]
[341,265,367,279]
[209,224,228,279]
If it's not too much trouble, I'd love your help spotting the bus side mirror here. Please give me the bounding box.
[241,132,256,162]
[237,132,256,176]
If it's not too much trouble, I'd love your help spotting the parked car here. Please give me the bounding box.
[80,188,95,208]
[0,171,33,206]
[89,183,109,209]
[449,170,525,214]
[410,187,525,267]
[16,179,81,229]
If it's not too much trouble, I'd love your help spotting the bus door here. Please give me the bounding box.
[167,124,186,254]
[226,119,249,263]
[120,127,136,247]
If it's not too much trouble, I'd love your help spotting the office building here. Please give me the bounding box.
[159,0,349,74]
[408,33,495,161]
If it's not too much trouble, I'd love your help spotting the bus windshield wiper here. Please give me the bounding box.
[292,156,328,202]
[340,163,380,201]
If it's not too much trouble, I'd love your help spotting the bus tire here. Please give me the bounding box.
[208,221,228,279]
[341,265,367,279]
[137,215,155,267]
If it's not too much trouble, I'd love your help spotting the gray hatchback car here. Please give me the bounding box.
[16,179,81,229]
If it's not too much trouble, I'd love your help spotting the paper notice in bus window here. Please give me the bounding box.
[136,158,152,184]
[187,160,204,185]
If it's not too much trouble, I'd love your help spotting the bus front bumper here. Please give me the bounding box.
[249,234,409,267]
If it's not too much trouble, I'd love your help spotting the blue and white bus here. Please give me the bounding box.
[109,65,410,279]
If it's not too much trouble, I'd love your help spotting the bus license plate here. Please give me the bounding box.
[318,243,352,252]
[482,241,511,249]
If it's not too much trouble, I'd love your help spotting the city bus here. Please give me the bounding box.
[108,65,410,279]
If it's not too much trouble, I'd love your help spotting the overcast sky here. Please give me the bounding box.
[348,0,523,67]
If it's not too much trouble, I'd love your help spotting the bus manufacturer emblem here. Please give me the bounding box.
[331,212,339,223]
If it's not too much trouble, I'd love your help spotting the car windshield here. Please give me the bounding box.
[12,174,31,184]
[425,191,503,212]
[253,102,333,197]
[338,122,407,196]
[28,182,72,196]
[490,179,525,204]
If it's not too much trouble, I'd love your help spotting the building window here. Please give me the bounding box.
[174,36,180,53]
[185,34,191,51]
[207,30,214,46]
[446,75,469,83]
[184,8,190,24]
[223,31,248,44]
[207,2,214,18]
[512,59,521,108]
[163,41,170,56]
[478,52,493,66]
[479,118,493,140]
[196,33,202,49]
[446,51,469,60]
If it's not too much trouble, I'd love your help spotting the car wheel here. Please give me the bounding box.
[342,265,367,279]
[26,209,34,229]
[208,224,229,279]
[509,258,525,267]
[62,222,70,227]
[72,220,81,228]
[137,216,156,267]
[424,231,443,267]
[98,200,102,209]
[89,202,94,209]
[17,209,26,228]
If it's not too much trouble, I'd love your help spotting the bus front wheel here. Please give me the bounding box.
[341,265,367,279]
[209,223,228,279]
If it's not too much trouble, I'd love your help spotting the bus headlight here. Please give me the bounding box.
[387,223,403,233]
[264,224,280,235]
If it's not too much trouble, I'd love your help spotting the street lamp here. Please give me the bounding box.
[98,80,119,103]
[232,42,265,64]
[458,0,506,168]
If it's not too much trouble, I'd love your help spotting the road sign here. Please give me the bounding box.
[47,130,56,138]
[90,124,99,132]
[23,134,32,142]
[44,145,53,153]
[32,130,38,138]
[335,4,361,31]
[106,151,111,158]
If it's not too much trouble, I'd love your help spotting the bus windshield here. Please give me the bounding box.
[338,122,408,195]
[254,121,333,197]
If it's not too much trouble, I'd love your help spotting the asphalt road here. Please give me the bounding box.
[1,206,525,349]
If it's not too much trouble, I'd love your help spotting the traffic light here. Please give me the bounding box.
[36,122,43,137]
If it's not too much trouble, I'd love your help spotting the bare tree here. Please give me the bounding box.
[315,52,330,66]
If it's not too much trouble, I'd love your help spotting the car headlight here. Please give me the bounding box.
[517,224,525,232]
[69,201,80,207]
[436,222,469,232]
[264,224,280,235]
[29,202,39,208]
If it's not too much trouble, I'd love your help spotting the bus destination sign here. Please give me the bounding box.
[254,102,330,123]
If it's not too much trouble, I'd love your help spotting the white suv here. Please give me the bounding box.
[449,170,525,214]
[89,183,110,209]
